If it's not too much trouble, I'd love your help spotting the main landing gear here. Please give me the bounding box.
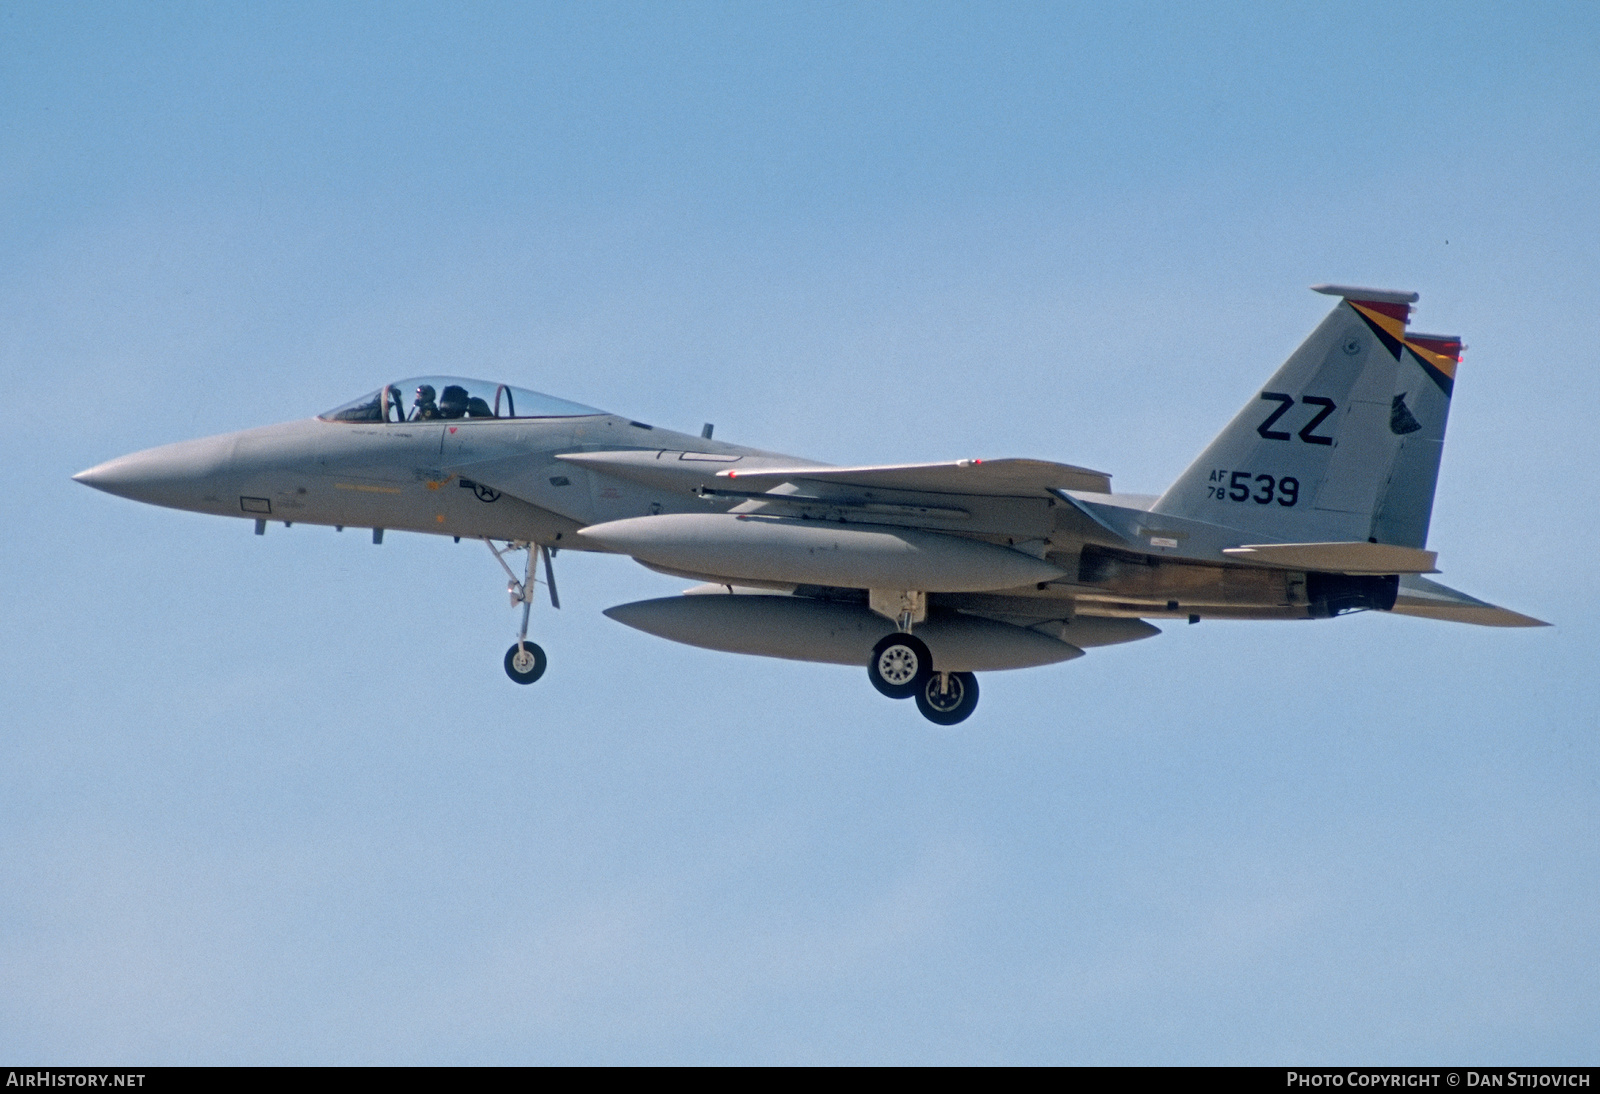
[867,629,980,725]
[915,670,979,725]
[486,539,559,685]
[869,632,932,699]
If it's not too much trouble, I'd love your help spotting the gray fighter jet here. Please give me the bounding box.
[75,285,1545,724]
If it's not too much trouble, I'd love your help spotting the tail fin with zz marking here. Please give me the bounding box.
[1151,285,1461,549]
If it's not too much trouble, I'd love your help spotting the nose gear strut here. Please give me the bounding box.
[485,539,559,684]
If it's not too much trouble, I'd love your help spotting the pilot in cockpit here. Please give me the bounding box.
[411,384,440,420]
[438,384,471,419]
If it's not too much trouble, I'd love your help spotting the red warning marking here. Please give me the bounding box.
[1352,299,1412,323]
[1408,336,1463,361]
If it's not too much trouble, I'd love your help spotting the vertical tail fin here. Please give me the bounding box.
[1150,285,1459,548]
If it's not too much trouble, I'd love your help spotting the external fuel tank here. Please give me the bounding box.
[578,513,1064,592]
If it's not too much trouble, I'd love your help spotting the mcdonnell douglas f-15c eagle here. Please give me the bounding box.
[76,285,1545,724]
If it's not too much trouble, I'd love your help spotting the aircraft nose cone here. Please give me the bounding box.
[73,435,237,510]
[72,454,149,495]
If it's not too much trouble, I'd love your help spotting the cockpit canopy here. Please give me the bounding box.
[320,377,603,423]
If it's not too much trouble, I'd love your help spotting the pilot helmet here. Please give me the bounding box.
[413,384,437,404]
[440,384,469,408]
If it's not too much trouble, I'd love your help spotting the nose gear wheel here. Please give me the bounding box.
[505,642,547,684]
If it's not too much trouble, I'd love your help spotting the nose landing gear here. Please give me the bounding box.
[486,539,559,685]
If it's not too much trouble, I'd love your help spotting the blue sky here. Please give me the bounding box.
[2,1,1597,1063]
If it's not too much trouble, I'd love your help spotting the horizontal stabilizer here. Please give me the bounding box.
[1222,541,1438,574]
[1391,575,1549,628]
[718,458,1112,496]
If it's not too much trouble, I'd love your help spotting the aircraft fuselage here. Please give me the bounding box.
[75,289,1546,724]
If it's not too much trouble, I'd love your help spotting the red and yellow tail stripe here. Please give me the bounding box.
[1348,299,1461,396]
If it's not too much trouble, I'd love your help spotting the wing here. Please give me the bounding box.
[717,458,1112,496]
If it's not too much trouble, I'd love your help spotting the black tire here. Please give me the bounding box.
[504,641,547,684]
[868,632,933,700]
[914,671,979,725]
